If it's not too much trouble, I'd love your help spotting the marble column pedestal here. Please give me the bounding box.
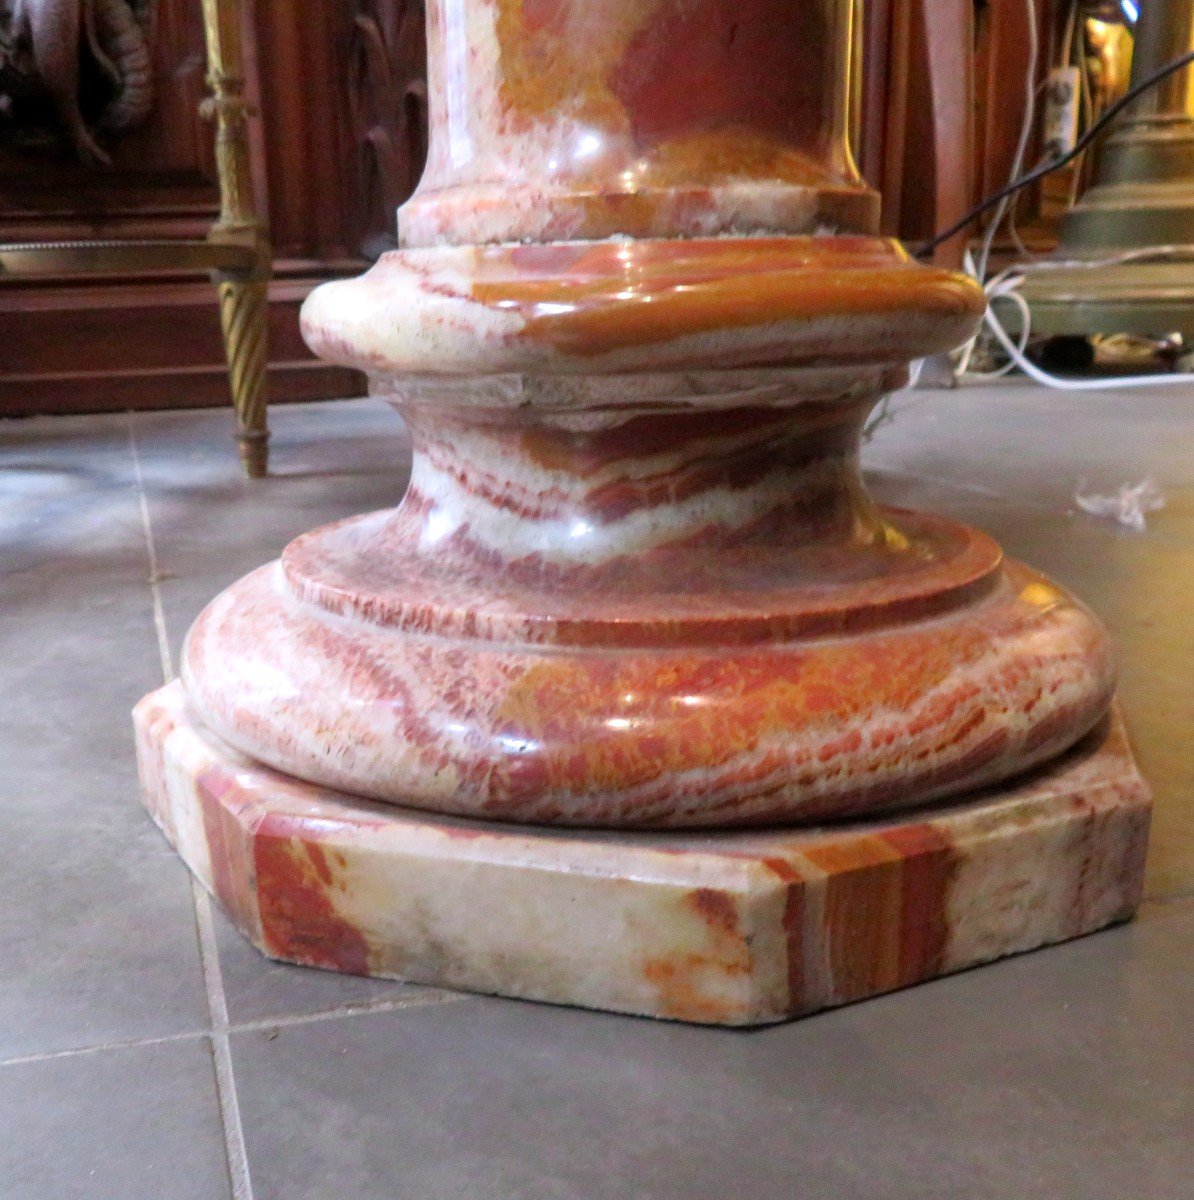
[136,682,1148,1025]
[132,207,1154,1032]
[135,0,1152,1024]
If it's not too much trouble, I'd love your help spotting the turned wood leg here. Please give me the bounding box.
[202,0,271,478]
[214,270,270,478]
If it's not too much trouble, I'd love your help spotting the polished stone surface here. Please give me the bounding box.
[402,0,875,246]
[182,518,1116,829]
[2,1038,232,1200]
[203,231,1101,831]
[138,680,1149,1024]
[180,0,1110,868]
[224,226,1017,832]
[2,387,1192,1195]
[239,0,1061,836]
[300,239,980,376]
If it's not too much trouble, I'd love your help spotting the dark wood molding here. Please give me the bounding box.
[858,0,895,196]
[0,363,363,418]
[0,1,432,421]
[0,271,364,417]
[870,0,975,262]
[349,0,429,257]
[0,0,217,230]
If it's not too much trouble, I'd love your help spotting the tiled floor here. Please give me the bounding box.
[2,383,1192,1199]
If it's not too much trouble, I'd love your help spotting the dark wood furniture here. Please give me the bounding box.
[0,0,429,444]
[2,0,278,474]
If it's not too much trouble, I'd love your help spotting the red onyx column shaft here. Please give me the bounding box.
[179,0,1116,828]
[401,0,875,244]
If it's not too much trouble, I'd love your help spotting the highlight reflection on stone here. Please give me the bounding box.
[136,0,1150,1022]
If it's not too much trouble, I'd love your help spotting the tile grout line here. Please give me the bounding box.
[191,882,256,1200]
[127,412,255,1200]
[230,990,471,1032]
[126,413,174,685]
[0,1029,207,1070]
[0,990,470,1071]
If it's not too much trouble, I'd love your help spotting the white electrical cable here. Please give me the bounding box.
[977,247,1194,390]
[960,245,1194,389]
[979,298,1194,390]
[959,248,1032,381]
[953,0,1194,396]
[928,0,1194,395]
[942,0,1194,392]
[975,0,1040,284]
[955,0,1041,377]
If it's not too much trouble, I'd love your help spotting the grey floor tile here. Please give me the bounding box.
[131,401,409,665]
[228,900,1194,1200]
[0,810,209,1061]
[0,411,136,473]
[130,399,406,520]
[0,1037,231,1200]
[8,389,1192,1199]
[0,423,147,578]
[866,379,1194,505]
[212,901,428,1026]
[0,561,163,811]
[0,424,209,1058]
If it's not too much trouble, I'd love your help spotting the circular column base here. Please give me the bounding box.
[181,507,1115,830]
[136,682,1150,1025]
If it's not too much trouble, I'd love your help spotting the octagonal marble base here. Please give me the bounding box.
[135,682,1150,1026]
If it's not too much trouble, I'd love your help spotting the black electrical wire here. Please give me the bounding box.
[916,48,1194,258]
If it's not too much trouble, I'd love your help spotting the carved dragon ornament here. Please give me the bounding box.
[0,0,155,163]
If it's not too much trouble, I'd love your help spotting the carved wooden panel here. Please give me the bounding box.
[858,0,976,260]
[0,0,432,419]
[249,0,360,265]
[350,0,428,257]
[0,0,217,242]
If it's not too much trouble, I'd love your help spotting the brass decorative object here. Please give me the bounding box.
[1022,0,1194,337]
[0,0,272,478]
[213,272,269,476]
[201,0,272,477]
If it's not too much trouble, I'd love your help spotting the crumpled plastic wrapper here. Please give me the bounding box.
[1073,478,1165,532]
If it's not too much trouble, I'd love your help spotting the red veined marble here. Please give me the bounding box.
[403,0,874,245]
[138,0,1148,1021]
[178,0,1114,829]
[300,236,982,378]
[180,378,1115,827]
[136,682,1151,1025]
